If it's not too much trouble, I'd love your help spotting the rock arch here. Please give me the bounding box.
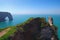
[0,12,13,22]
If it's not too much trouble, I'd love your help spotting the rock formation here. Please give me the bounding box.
[8,17,58,40]
[0,12,13,22]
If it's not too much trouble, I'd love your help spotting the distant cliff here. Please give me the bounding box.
[0,12,13,22]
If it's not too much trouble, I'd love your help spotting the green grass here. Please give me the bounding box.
[0,18,34,40]
[0,17,58,40]
[0,27,9,32]
[0,26,16,40]
[0,29,5,32]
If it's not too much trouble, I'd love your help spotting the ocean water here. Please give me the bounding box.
[0,14,60,39]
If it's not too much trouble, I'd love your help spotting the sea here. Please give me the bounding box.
[0,14,60,39]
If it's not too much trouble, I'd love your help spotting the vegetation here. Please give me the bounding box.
[0,28,5,32]
[0,17,34,40]
[0,26,16,40]
[0,27,10,32]
[0,17,58,40]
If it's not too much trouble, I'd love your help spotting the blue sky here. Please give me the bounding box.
[0,0,60,14]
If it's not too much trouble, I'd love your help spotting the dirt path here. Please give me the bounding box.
[0,28,11,37]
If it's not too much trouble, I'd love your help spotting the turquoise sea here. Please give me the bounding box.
[0,14,60,39]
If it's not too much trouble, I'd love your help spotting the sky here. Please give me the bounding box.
[0,0,60,14]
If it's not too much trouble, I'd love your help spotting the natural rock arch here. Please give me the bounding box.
[0,12,13,22]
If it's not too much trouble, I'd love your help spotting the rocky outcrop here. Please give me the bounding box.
[9,17,58,40]
[0,12,13,22]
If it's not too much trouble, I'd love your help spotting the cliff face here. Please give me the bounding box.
[0,12,13,22]
[10,17,58,40]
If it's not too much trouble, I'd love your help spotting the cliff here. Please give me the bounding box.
[0,17,58,40]
[8,17,58,40]
[0,12,13,22]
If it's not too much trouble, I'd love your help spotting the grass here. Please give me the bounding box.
[0,26,16,40]
[0,17,59,40]
[0,17,34,40]
[0,29,5,32]
[0,27,9,32]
